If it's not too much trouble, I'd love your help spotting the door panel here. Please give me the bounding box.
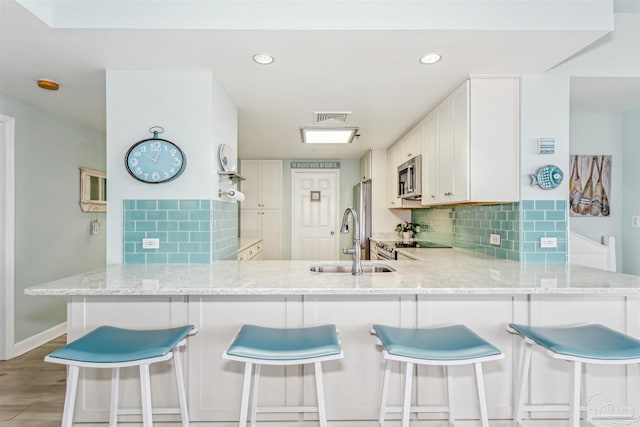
[292,170,339,260]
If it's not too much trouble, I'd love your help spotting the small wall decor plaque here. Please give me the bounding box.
[530,165,563,190]
[310,191,321,201]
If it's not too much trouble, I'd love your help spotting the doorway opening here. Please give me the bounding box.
[0,113,16,360]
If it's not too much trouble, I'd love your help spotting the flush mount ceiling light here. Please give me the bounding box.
[36,78,59,91]
[252,53,274,65]
[419,53,442,64]
[301,127,359,144]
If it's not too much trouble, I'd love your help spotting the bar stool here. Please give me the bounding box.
[223,324,343,427]
[508,323,640,427]
[371,324,503,427]
[45,325,196,427]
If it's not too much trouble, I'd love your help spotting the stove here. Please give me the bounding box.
[375,240,452,260]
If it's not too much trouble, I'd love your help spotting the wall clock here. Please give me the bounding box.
[125,127,186,184]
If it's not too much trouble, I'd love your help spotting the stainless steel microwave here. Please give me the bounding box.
[397,155,422,200]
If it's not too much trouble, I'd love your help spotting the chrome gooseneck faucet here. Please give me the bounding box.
[340,207,363,276]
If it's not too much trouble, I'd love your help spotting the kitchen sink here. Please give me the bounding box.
[309,263,396,273]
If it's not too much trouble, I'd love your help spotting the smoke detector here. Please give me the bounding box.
[314,111,351,123]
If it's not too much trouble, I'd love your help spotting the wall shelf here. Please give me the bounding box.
[218,171,245,183]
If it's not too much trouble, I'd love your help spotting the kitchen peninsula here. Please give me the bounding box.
[27,251,640,425]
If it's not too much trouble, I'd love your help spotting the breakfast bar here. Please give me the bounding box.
[26,250,640,425]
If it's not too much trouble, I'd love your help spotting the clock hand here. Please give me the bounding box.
[153,150,161,163]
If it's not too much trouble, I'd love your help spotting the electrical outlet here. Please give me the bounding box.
[489,234,501,246]
[540,237,557,248]
[142,238,160,249]
[633,216,640,228]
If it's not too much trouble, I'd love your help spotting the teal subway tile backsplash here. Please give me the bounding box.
[520,199,567,264]
[412,200,568,264]
[123,199,238,264]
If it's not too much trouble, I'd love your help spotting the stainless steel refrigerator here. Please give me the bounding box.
[353,180,372,260]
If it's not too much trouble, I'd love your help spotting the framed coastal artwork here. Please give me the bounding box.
[569,155,611,217]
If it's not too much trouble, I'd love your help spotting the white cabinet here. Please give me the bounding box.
[360,149,372,181]
[240,210,281,260]
[237,240,263,261]
[240,160,283,260]
[386,143,403,208]
[421,78,519,206]
[241,160,282,210]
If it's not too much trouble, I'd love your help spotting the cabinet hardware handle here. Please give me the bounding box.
[444,192,453,196]
[330,231,335,235]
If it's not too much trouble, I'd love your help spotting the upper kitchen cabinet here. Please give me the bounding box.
[360,149,372,181]
[240,160,283,210]
[421,77,519,206]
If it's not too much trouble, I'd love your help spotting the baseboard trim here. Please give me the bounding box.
[13,322,67,358]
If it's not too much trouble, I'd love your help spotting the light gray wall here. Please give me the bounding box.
[0,94,106,342]
[622,106,640,275]
[282,159,360,260]
[570,112,624,271]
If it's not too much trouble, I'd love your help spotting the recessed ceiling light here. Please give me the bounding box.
[252,53,274,65]
[419,53,442,64]
[301,127,359,144]
[36,78,59,91]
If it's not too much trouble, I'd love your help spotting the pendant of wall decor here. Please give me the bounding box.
[530,165,563,190]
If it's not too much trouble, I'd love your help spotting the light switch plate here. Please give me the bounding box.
[489,234,501,246]
[633,216,640,228]
[540,237,557,248]
[142,238,160,249]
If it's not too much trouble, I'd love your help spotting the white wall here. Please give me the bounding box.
[0,93,106,342]
[622,107,640,275]
[570,112,624,271]
[106,70,237,263]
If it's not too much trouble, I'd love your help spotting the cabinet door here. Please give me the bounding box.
[421,112,438,205]
[240,160,261,209]
[360,150,372,181]
[450,81,470,203]
[435,97,454,203]
[402,126,421,161]
[387,144,402,208]
[240,210,261,239]
[260,210,282,260]
[260,160,283,209]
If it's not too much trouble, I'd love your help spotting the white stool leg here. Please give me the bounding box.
[109,367,120,427]
[570,361,582,427]
[173,348,189,426]
[402,362,414,427]
[513,340,532,427]
[445,365,455,425]
[474,362,489,427]
[61,365,79,427]
[250,364,261,427]
[139,363,153,427]
[239,362,253,427]
[315,362,328,427]
[378,359,391,427]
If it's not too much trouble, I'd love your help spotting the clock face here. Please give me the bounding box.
[125,138,186,183]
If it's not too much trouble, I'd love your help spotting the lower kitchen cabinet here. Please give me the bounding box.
[237,239,263,261]
[240,210,282,260]
[65,294,640,425]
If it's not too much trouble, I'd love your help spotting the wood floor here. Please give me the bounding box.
[0,336,66,427]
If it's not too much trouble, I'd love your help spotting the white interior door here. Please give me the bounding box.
[291,170,339,260]
[0,114,16,360]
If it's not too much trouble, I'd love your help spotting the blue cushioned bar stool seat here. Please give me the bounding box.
[508,323,640,427]
[45,325,196,427]
[223,324,343,427]
[372,324,503,427]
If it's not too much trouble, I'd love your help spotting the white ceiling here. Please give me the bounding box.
[0,0,632,160]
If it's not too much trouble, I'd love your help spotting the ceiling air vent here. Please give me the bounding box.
[314,111,351,123]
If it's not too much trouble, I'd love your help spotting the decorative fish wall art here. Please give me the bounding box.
[569,155,611,217]
[530,165,564,190]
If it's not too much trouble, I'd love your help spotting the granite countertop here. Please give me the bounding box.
[25,249,640,296]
